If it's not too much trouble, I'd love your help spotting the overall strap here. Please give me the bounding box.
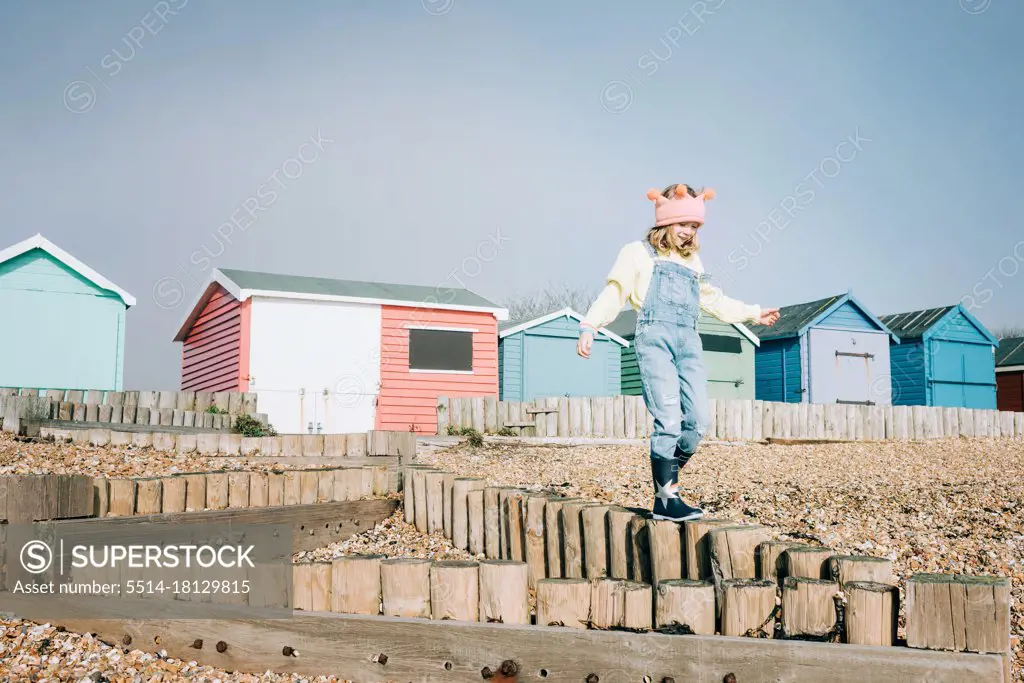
[642,240,658,259]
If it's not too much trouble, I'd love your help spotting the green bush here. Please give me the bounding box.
[446,425,459,436]
[206,405,227,414]
[234,414,277,437]
[497,427,516,437]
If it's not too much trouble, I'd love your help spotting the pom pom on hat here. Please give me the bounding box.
[701,188,716,201]
[646,188,661,201]
[674,184,688,197]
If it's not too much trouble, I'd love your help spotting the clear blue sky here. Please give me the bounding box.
[1,0,1021,389]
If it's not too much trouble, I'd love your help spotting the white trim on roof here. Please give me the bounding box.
[732,322,761,347]
[0,233,136,306]
[498,307,630,347]
[996,365,1024,373]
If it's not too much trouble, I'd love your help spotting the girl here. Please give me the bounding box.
[577,183,780,521]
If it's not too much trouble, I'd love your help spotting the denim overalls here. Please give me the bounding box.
[634,241,710,463]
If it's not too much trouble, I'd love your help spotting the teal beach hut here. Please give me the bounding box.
[0,234,135,391]
[878,304,999,408]
[498,307,628,401]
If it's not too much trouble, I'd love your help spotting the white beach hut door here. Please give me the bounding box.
[807,328,890,405]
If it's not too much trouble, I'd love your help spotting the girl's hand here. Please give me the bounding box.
[577,331,594,358]
[758,308,781,326]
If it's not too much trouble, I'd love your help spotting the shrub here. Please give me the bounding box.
[206,405,227,415]
[446,425,459,436]
[234,414,277,437]
[457,427,484,448]
[497,427,516,437]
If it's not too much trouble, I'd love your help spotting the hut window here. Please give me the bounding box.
[409,329,474,372]
[700,334,742,354]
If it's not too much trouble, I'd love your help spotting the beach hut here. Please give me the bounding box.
[173,268,507,434]
[497,307,628,401]
[0,234,135,391]
[995,336,1024,412]
[747,291,899,405]
[878,304,998,408]
[607,309,760,400]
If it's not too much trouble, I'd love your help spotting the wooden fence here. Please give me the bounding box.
[437,395,1024,441]
[0,388,257,415]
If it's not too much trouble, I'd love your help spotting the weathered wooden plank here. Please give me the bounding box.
[14,597,1006,683]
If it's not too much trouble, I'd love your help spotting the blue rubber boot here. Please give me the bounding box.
[650,457,704,522]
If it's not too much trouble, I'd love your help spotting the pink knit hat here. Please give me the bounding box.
[647,185,716,227]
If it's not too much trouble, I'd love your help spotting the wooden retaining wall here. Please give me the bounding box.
[393,463,1013,679]
[40,426,416,459]
[0,388,258,415]
[438,395,1024,441]
[1,395,266,434]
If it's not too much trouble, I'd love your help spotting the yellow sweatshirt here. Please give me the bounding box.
[581,241,761,331]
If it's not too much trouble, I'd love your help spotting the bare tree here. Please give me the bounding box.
[503,281,602,322]
[994,325,1024,340]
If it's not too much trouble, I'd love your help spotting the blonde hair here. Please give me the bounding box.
[646,183,702,258]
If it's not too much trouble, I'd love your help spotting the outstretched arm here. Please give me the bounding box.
[578,244,637,358]
[700,279,778,326]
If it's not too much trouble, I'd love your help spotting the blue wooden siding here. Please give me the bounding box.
[928,310,992,344]
[0,250,127,390]
[499,315,620,401]
[498,332,524,401]
[817,301,877,331]
[755,337,802,402]
[889,340,927,406]
[621,345,642,396]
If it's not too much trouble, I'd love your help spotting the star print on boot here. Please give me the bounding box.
[650,457,703,522]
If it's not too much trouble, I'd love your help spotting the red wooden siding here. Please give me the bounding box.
[181,285,249,392]
[996,371,1024,412]
[376,306,498,434]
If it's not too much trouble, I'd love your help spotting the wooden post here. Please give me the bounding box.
[629,514,651,584]
[483,486,503,559]
[316,470,335,504]
[161,477,187,514]
[781,577,840,640]
[828,555,895,588]
[906,574,1011,654]
[709,525,770,580]
[299,469,323,502]
[249,471,269,507]
[536,578,591,629]
[207,472,231,510]
[590,579,625,629]
[283,471,301,505]
[403,465,422,524]
[622,581,653,631]
[267,472,284,507]
[452,477,484,551]
[581,504,610,579]
[228,471,250,509]
[607,507,634,579]
[502,489,526,562]
[654,579,716,634]
[784,545,834,580]
[292,563,313,611]
[684,517,733,580]
[425,470,446,534]
[330,554,383,615]
[442,473,455,539]
[543,496,578,579]
[135,478,162,515]
[468,489,485,556]
[478,560,529,624]
[413,468,432,533]
[430,561,479,622]
[183,473,206,512]
[310,562,332,612]
[845,581,898,646]
[758,540,799,585]
[561,500,594,579]
[720,578,778,638]
[524,494,547,588]
[381,558,432,618]
[647,519,683,586]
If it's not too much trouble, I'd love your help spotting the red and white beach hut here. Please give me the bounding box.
[173,268,508,434]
